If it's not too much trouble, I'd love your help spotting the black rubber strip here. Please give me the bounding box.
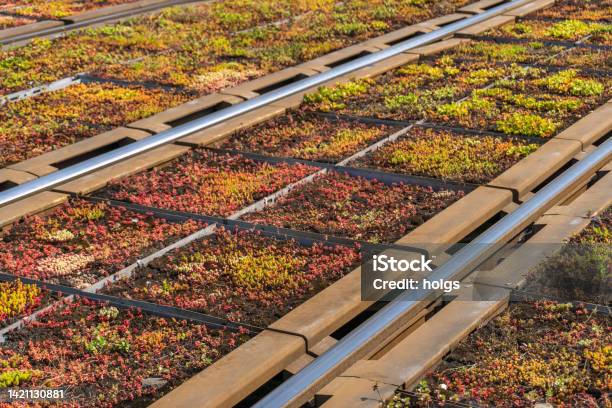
[465,34,612,50]
[263,327,315,356]
[205,146,476,192]
[0,270,323,349]
[334,165,478,192]
[509,289,611,316]
[417,122,546,145]
[78,74,192,93]
[82,195,430,256]
[0,272,262,334]
[312,111,414,128]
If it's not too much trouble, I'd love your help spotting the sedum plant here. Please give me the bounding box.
[8,1,140,19]
[0,200,202,288]
[104,227,360,326]
[0,0,333,95]
[487,18,612,45]
[392,301,611,407]
[550,47,612,70]
[0,299,248,406]
[0,15,34,29]
[534,0,611,21]
[444,40,611,70]
[0,280,46,327]
[430,67,610,138]
[440,40,565,64]
[496,113,559,138]
[526,207,611,305]
[102,149,317,217]
[242,172,463,243]
[352,127,539,183]
[536,69,605,97]
[301,58,515,121]
[0,82,190,168]
[222,113,394,163]
[0,0,472,96]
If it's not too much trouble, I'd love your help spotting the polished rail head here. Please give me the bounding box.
[0,0,533,208]
[252,137,612,407]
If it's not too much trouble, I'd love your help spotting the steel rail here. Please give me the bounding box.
[253,137,612,407]
[0,0,533,207]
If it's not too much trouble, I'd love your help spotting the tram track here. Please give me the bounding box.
[0,0,609,406]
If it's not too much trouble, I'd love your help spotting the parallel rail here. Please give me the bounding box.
[0,0,533,208]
